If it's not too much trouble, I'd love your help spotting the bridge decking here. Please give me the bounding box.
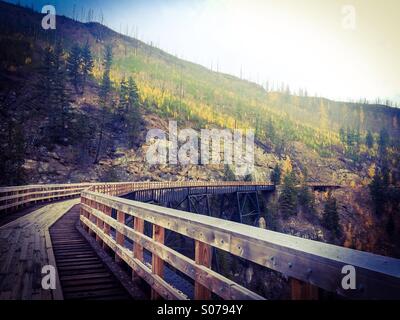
[0,199,78,299]
[50,205,133,300]
[0,199,140,300]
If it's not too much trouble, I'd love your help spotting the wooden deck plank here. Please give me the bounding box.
[0,199,79,300]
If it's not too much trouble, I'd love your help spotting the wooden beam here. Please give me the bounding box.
[115,210,125,263]
[95,202,103,244]
[151,225,165,300]
[195,240,212,300]
[290,278,319,300]
[133,217,144,282]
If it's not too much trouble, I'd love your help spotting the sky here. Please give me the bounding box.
[8,0,400,104]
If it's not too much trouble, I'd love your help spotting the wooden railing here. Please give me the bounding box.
[0,180,339,215]
[0,183,96,212]
[0,181,271,214]
[80,182,400,300]
[2,181,399,299]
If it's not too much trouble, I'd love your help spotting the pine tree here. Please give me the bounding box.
[99,45,112,103]
[378,128,389,155]
[81,41,93,93]
[279,171,297,218]
[94,45,113,164]
[34,46,55,116]
[322,193,340,236]
[265,117,276,143]
[346,127,354,147]
[118,77,129,119]
[366,130,374,149]
[66,44,82,93]
[125,76,141,146]
[339,127,346,144]
[298,185,314,214]
[270,164,281,185]
[224,164,237,181]
[370,168,383,202]
[0,93,26,185]
[35,41,73,147]
[127,76,140,109]
[48,41,73,145]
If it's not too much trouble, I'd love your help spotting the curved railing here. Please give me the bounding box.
[1,181,256,212]
[80,181,400,300]
[0,183,97,212]
[2,181,399,299]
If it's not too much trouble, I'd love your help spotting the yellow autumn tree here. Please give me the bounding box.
[368,163,376,179]
[281,156,292,176]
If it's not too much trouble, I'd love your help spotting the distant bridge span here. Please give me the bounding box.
[0,181,399,300]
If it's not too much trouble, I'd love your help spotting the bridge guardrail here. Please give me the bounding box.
[0,181,272,213]
[0,183,98,212]
[2,181,399,299]
[80,182,400,300]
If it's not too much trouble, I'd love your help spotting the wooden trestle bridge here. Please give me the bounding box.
[0,181,399,300]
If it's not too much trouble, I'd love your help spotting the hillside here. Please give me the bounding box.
[0,1,399,258]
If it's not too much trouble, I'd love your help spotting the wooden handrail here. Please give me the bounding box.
[0,181,267,213]
[0,183,97,212]
[80,185,400,300]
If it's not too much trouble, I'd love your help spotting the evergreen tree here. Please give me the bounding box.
[0,93,26,185]
[322,193,340,236]
[66,44,82,93]
[378,128,389,155]
[99,45,112,102]
[278,171,297,218]
[127,76,140,109]
[298,185,315,214]
[224,164,237,181]
[339,127,346,144]
[48,41,73,145]
[118,77,129,118]
[353,127,361,146]
[346,127,354,147]
[265,117,276,143]
[369,165,390,215]
[34,46,55,116]
[366,130,374,149]
[94,45,113,164]
[36,41,73,146]
[270,164,281,185]
[81,41,93,93]
[125,76,141,146]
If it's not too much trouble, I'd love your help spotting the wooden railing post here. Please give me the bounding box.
[151,225,165,300]
[115,210,125,263]
[88,200,95,237]
[194,240,212,300]
[290,278,319,300]
[96,203,104,245]
[103,206,111,250]
[132,217,144,283]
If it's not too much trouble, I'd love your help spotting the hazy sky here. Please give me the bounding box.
[9,0,400,104]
